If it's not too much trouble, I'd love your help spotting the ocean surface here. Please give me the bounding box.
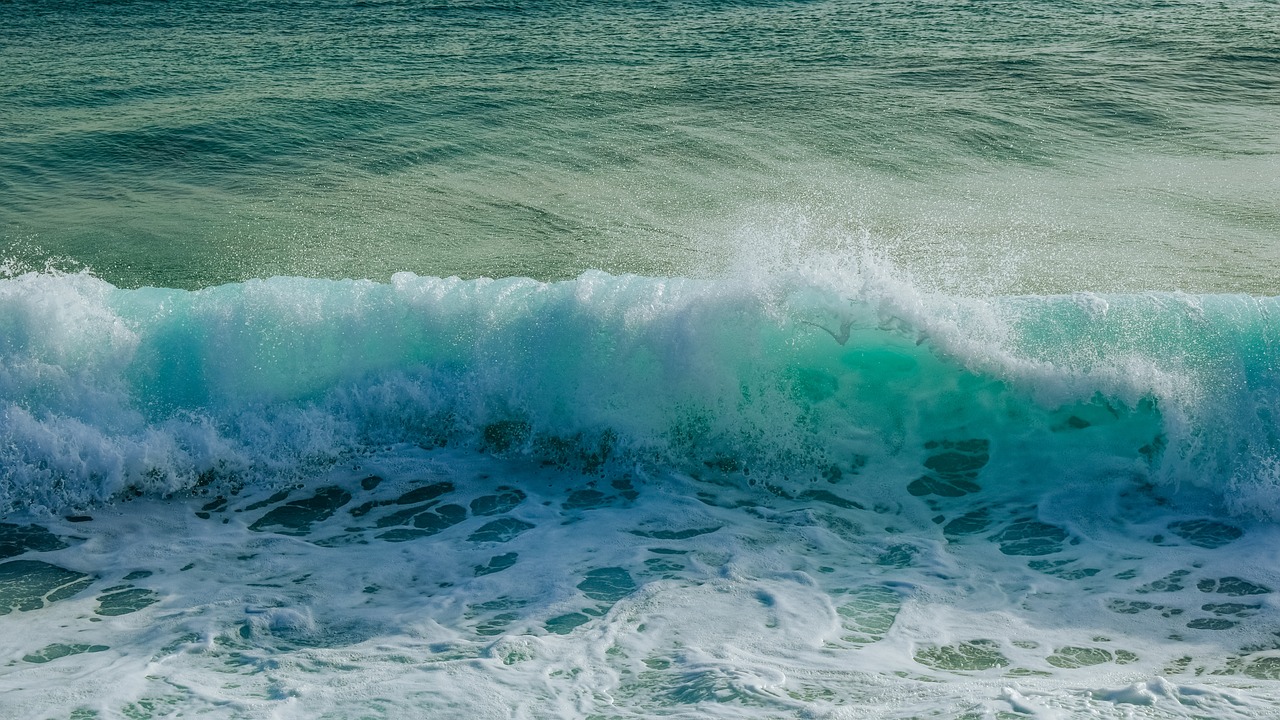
[2,1,1279,718]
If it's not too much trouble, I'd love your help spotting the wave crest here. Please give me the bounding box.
[2,267,1278,517]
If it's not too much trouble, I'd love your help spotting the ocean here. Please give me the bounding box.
[2,1,1279,717]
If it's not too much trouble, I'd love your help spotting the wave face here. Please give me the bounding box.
[4,268,1280,517]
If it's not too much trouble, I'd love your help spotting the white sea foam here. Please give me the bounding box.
[3,263,1280,516]
[4,265,1280,716]
[1,447,1279,718]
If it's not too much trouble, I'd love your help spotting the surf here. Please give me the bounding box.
[7,263,1280,717]
[4,265,1279,518]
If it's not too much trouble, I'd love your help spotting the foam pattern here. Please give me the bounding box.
[5,268,1280,717]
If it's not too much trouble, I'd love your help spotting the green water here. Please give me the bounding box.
[2,0,1277,292]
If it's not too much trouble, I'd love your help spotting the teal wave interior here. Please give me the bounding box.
[5,269,1280,517]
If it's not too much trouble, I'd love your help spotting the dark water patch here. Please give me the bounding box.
[644,557,684,575]
[813,512,864,541]
[413,504,467,532]
[468,594,522,609]
[360,475,383,491]
[468,518,534,543]
[1243,657,1280,680]
[914,640,1008,672]
[95,587,160,616]
[907,475,981,498]
[1198,577,1270,596]
[1202,602,1260,617]
[243,490,291,513]
[475,552,518,576]
[611,477,640,502]
[375,528,432,543]
[249,486,352,535]
[908,439,988,497]
[578,567,635,603]
[195,495,227,519]
[466,597,526,636]
[1028,560,1099,580]
[924,439,990,474]
[33,122,263,180]
[943,508,992,539]
[1136,570,1191,594]
[546,612,591,634]
[630,527,721,540]
[563,489,613,510]
[312,533,368,548]
[123,570,153,581]
[1186,618,1237,630]
[798,489,864,510]
[1107,599,1183,618]
[820,464,844,484]
[24,643,109,664]
[876,544,919,568]
[470,487,525,516]
[1046,646,1112,668]
[694,490,760,511]
[1052,415,1092,431]
[994,518,1068,556]
[366,504,466,541]
[1168,519,1243,549]
[373,501,440,528]
[0,560,93,614]
[395,482,454,506]
[476,613,518,636]
[0,523,68,559]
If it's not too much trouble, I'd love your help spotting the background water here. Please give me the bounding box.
[4,2,1280,719]
[2,0,1277,292]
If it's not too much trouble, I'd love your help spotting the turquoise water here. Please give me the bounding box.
[3,2,1280,718]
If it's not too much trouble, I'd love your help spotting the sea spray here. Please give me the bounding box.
[4,264,1280,518]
